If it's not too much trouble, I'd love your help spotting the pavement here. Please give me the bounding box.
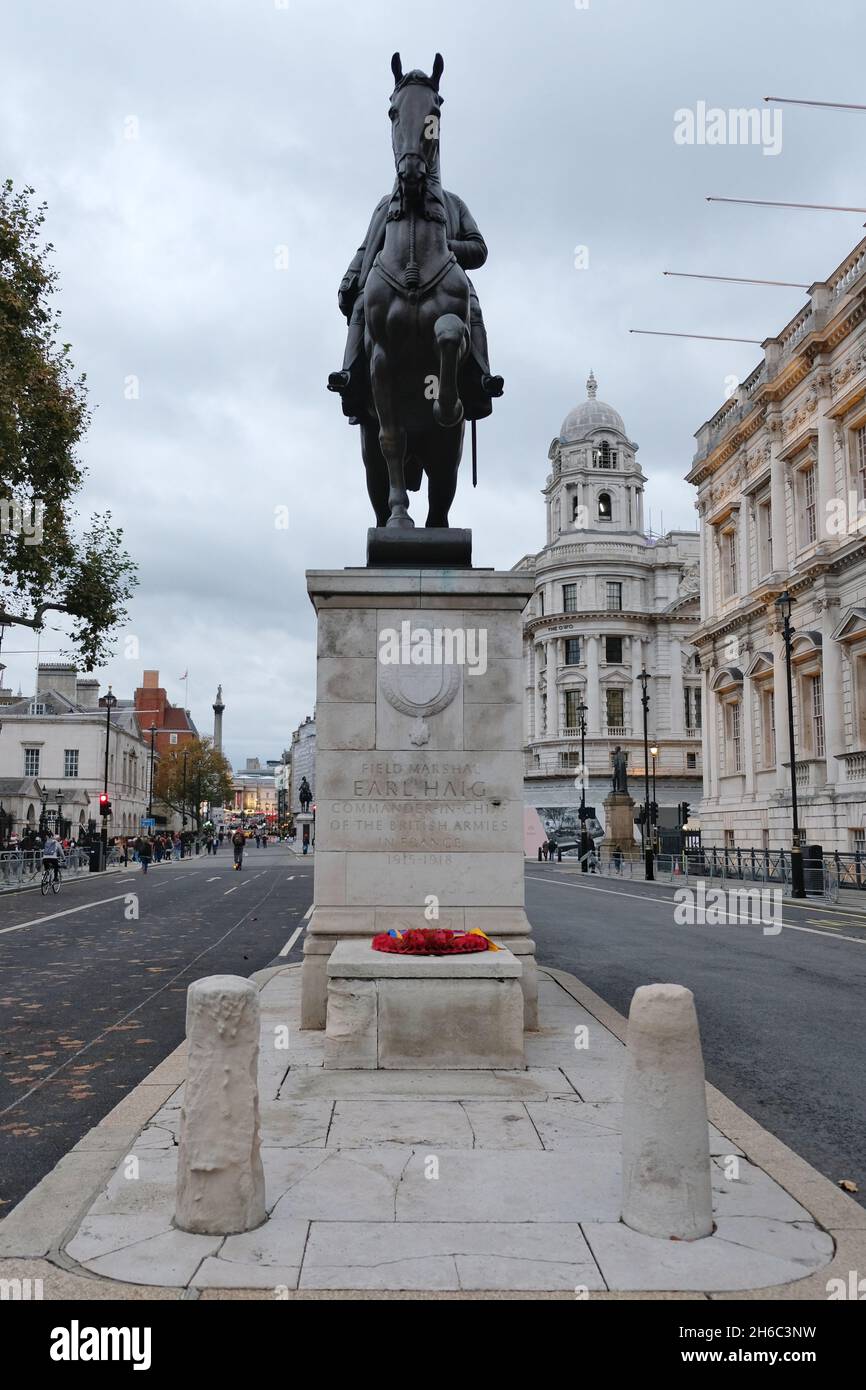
[1,952,863,1299]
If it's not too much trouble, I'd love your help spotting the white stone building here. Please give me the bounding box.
[0,663,155,838]
[289,714,316,814]
[515,374,703,831]
[688,236,866,854]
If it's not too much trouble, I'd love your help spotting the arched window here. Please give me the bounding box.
[598,491,612,521]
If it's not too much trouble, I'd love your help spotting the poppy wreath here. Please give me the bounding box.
[372,928,490,955]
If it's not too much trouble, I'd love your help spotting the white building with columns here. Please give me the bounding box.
[688,235,866,854]
[515,373,703,824]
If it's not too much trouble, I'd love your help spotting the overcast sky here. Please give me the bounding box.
[2,0,864,767]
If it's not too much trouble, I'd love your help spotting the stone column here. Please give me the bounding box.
[742,671,756,796]
[546,637,560,738]
[820,599,843,786]
[586,635,600,735]
[768,415,788,575]
[533,641,544,742]
[631,634,645,737]
[702,663,717,801]
[669,638,685,736]
[816,372,837,547]
[176,976,266,1235]
[738,503,750,598]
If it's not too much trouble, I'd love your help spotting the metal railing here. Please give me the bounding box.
[0,847,94,890]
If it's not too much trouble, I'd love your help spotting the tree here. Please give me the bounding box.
[0,180,137,667]
[154,737,233,828]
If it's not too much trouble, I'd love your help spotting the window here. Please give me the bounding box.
[29,702,45,715]
[564,638,581,666]
[562,583,578,613]
[725,528,738,597]
[856,425,866,501]
[606,688,624,730]
[606,581,623,611]
[539,591,544,616]
[604,635,623,664]
[850,828,866,855]
[169,732,178,745]
[727,702,742,773]
[758,496,773,575]
[565,691,584,729]
[684,686,702,731]
[724,829,735,849]
[598,491,612,521]
[686,751,697,769]
[802,466,817,546]
[810,675,825,757]
[593,440,618,469]
[64,749,79,779]
[24,748,40,777]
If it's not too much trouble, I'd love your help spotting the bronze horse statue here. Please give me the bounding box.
[328,53,502,529]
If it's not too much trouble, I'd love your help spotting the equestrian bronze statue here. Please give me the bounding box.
[328,52,502,530]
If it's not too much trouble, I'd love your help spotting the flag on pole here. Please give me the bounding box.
[178,670,188,681]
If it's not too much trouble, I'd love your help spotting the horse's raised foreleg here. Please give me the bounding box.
[370,344,412,528]
[432,313,467,429]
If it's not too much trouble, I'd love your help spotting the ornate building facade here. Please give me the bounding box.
[688,236,866,853]
[515,374,703,828]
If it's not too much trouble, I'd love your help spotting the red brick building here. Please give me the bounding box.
[132,671,199,755]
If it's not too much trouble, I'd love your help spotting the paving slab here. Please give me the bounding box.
[395,1148,621,1223]
[279,1066,576,1102]
[460,1101,542,1150]
[300,1220,605,1292]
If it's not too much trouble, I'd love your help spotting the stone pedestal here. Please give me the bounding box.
[292,811,314,855]
[301,566,537,1030]
[600,791,639,859]
[324,940,525,1070]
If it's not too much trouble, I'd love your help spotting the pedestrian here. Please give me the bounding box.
[260,829,267,848]
[231,826,245,871]
[547,836,557,864]
[588,843,598,874]
[172,832,181,861]
[612,846,623,875]
[137,835,152,874]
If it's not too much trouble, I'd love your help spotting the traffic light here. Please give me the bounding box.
[99,793,112,817]
[650,801,658,824]
[679,801,690,827]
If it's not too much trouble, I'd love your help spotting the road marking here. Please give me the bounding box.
[224,886,238,896]
[279,925,304,957]
[303,903,314,920]
[524,874,866,944]
[206,876,220,882]
[287,875,295,881]
[0,894,131,936]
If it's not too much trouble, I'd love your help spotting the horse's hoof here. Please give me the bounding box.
[433,399,464,428]
[386,511,415,530]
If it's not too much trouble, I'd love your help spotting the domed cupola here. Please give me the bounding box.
[560,371,627,444]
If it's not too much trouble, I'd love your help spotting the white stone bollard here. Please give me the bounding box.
[175,975,266,1235]
[621,983,713,1240]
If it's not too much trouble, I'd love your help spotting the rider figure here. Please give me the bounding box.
[328,64,503,425]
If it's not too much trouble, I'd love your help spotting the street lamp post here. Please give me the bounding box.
[181,747,188,830]
[147,723,157,821]
[101,687,117,868]
[638,669,654,881]
[577,697,589,872]
[776,590,806,898]
[650,743,659,853]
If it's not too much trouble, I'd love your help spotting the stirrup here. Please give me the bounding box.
[327,370,351,393]
[481,373,504,397]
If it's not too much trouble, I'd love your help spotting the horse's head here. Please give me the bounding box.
[388,52,444,199]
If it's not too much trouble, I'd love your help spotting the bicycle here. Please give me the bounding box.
[40,862,62,895]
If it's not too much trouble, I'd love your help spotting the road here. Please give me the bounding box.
[0,846,314,1213]
[525,864,866,1206]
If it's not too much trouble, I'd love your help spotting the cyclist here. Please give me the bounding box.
[42,832,64,885]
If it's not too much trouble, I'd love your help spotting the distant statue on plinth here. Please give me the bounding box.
[298,777,312,812]
[611,745,629,795]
